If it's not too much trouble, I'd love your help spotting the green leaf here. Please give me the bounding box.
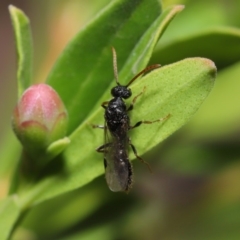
[157,0,228,45]
[46,0,164,134]
[0,128,21,177]
[9,5,33,97]
[128,58,216,154]
[20,58,216,205]
[0,196,20,240]
[151,27,240,70]
[43,137,71,165]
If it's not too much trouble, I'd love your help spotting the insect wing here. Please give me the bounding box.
[104,125,132,192]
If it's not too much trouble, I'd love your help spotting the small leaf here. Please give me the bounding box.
[9,5,33,97]
[45,137,71,161]
[20,58,216,205]
[0,196,20,240]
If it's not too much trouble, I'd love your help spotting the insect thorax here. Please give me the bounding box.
[105,97,130,133]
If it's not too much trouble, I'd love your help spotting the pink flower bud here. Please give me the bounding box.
[12,84,68,157]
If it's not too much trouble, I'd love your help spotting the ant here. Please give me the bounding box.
[93,47,170,192]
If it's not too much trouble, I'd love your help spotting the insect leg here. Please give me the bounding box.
[96,142,112,153]
[129,138,152,172]
[129,114,171,130]
[91,124,106,129]
[101,101,109,109]
[127,87,146,112]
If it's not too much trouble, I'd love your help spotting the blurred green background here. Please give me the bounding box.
[1,0,240,239]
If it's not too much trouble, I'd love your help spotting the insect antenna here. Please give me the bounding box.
[125,64,161,87]
[112,47,161,87]
[111,47,120,86]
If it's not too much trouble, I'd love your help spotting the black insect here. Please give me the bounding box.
[93,47,169,192]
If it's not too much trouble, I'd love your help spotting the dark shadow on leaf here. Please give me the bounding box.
[20,152,67,184]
